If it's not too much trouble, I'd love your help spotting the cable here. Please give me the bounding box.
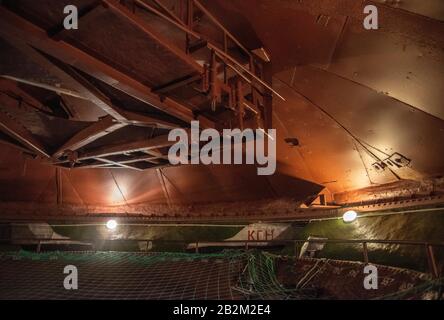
[274,76,402,180]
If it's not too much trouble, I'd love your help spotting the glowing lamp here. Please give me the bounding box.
[106,219,118,230]
[342,210,358,223]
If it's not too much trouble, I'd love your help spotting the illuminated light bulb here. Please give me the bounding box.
[342,210,358,223]
[106,219,118,230]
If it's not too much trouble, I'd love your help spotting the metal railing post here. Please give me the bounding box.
[362,242,369,264]
[294,241,299,258]
[426,244,439,278]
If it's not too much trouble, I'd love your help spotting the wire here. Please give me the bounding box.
[108,169,128,208]
[274,77,402,180]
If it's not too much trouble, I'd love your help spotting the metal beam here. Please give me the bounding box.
[1,198,444,223]
[20,33,178,129]
[56,66,128,122]
[153,73,202,94]
[60,63,183,129]
[0,31,110,121]
[77,131,187,160]
[150,0,185,26]
[0,109,49,158]
[0,137,35,155]
[134,0,281,102]
[52,116,126,158]
[0,6,215,128]
[1,73,179,161]
[118,154,165,164]
[192,0,251,55]
[68,161,112,169]
[3,71,182,127]
[120,110,180,130]
[0,75,86,100]
[56,64,182,129]
[142,149,164,158]
[0,78,53,115]
[103,0,203,72]
[94,157,144,171]
[2,72,181,130]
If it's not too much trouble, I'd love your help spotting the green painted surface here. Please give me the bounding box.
[28,209,444,272]
[53,225,243,252]
[289,210,444,272]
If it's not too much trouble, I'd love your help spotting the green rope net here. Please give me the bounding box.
[0,250,441,300]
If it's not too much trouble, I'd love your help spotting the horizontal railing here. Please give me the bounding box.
[1,238,442,278]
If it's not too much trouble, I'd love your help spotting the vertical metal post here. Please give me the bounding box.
[236,79,244,130]
[426,244,439,278]
[362,242,369,264]
[195,241,199,253]
[294,241,299,258]
[209,50,218,111]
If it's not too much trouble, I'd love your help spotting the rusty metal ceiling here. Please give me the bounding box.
[203,0,444,194]
[0,0,443,220]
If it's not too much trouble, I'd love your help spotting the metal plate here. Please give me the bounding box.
[374,0,444,21]
[328,17,444,121]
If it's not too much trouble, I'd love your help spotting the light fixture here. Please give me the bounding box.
[342,210,358,223]
[106,219,118,230]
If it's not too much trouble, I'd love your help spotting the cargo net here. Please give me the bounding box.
[0,250,296,300]
[0,250,442,300]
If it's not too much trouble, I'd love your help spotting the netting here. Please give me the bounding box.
[234,251,315,299]
[0,250,293,300]
[0,250,441,300]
